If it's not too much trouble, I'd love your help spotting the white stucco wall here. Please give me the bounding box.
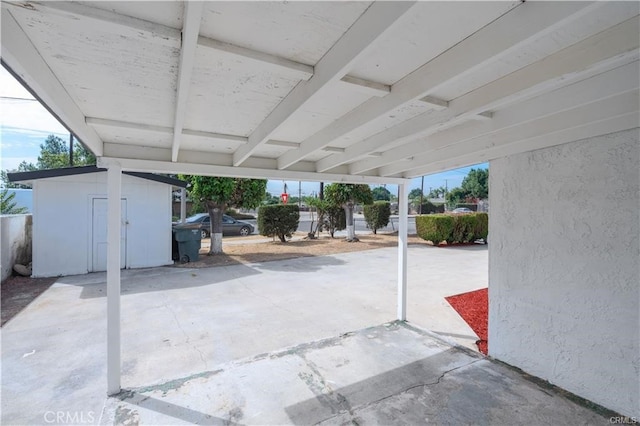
[32,173,173,277]
[488,128,639,417]
[0,214,32,282]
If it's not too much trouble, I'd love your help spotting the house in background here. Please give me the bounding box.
[8,166,186,277]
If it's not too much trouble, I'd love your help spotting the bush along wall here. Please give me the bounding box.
[257,204,300,242]
[363,201,391,234]
[416,212,488,245]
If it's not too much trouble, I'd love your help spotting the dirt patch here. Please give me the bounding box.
[1,275,56,327]
[174,232,426,268]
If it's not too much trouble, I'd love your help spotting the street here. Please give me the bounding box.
[243,211,417,236]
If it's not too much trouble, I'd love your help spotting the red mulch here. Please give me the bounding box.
[445,288,488,354]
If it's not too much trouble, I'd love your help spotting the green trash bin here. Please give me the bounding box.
[172,224,201,263]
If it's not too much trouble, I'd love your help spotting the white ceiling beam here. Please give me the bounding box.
[382,89,639,177]
[234,1,417,167]
[277,1,596,170]
[8,1,180,47]
[97,156,408,186]
[338,75,390,97]
[346,21,640,175]
[363,62,640,177]
[419,96,449,110]
[404,112,639,179]
[86,117,247,144]
[1,10,104,155]
[86,117,173,134]
[171,1,204,162]
[10,1,390,92]
[196,36,314,80]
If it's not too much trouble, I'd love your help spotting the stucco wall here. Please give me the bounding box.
[488,128,639,417]
[32,173,173,277]
[0,214,32,282]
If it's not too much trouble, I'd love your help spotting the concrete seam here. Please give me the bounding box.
[163,297,208,371]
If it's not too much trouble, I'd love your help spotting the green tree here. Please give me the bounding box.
[324,183,373,242]
[1,188,28,214]
[183,176,266,254]
[2,135,96,188]
[427,186,447,199]
[371,186,391,201]
[461,168,489,200]
[445,187,468,209]
[363,201,391,234]
[445,168,489,208]
[408,188,423,199]
[307,197,345,238]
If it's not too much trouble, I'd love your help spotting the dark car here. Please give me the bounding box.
[178,213,254,238]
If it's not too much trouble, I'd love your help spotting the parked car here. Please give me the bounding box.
[176,213,254,238]
[452,207,474,214]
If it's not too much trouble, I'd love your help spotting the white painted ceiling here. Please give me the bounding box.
[2,1,638,184]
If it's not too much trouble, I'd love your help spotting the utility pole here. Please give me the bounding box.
[69,133,74,166]
[419,176,424,215]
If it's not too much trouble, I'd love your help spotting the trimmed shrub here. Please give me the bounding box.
[416,214,454,245]
[363,201,391,234]
[323,206,346,238]
[416,213,488,245]
[419,201,445,214]
[258,204,300,242]
[473,212,489,241]
[452,214,477,243]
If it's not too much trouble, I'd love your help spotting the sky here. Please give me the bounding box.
[0,66,486,193]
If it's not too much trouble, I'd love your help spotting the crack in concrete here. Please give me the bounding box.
[299,354,357,423]
[314,358,484,425]
[163,298,208,371]
[237,278,297,315]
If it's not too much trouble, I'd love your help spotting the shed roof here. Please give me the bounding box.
[7,165,188,188]
[1,1,638,182]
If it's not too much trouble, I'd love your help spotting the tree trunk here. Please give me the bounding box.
[206,201,224,254]
[344,202,358,242]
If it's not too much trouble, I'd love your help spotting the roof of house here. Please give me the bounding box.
[7,165,188,188]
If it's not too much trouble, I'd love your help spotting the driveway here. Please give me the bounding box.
[1,245,608,424]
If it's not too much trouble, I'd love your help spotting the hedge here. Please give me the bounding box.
[416,212,488,245]
[257,204,300,242]
[363,201,391,234]
[418,201,445,214]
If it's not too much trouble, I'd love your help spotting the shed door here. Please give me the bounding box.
[92,198,127,272]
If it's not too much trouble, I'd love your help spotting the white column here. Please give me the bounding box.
[180,188,186,223]
[106,163,122,395]
[397,182,408,321]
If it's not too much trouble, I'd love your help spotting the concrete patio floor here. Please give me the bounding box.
[1,245,608,424]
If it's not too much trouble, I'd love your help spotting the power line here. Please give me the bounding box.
[0,96,37,101]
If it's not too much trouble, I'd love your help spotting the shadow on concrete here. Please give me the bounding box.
[116,391,242,425]
[412,243,488,252]
[285,348,471,425]
[250,255,345,272]
[54,264,262,299]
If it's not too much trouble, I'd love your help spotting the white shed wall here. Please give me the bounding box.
[32,173,173,277]
[0,214,32,282]
[488,128,639,417]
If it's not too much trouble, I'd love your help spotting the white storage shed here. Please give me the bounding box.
[8,166,186,278]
